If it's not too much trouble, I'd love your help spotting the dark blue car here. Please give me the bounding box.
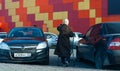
[0,27,49,65]
[76,22,120,69]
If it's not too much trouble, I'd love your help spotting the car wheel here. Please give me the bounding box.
[43,50,49,65]
[39,54,49,65]
[42,56,49,65]
[39,49,49,65]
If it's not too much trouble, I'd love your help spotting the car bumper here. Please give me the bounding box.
[107,50,120,65]
[0,48,49,63]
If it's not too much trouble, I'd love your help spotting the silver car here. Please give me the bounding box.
[0,32,7,38]
[0,32,7,42]
[70,32,83,47]
[44,32,58,48]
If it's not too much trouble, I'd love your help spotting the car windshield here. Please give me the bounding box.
[7,27,44,38]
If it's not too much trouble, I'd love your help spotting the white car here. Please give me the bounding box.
[70,32,83,46]
[44,32,58,48]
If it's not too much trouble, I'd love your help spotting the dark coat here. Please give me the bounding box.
[54,24,74,58]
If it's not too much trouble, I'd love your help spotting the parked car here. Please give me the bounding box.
[0,32,7,42]
[70,32,83,47]
[0,32,7,38]
[0,27,49,65]
[76,22,120,69]
[44,32,58,48]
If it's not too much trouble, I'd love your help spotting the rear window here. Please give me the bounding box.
[102,23,120,34]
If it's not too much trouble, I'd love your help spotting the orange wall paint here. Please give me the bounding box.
[0,0,120,34]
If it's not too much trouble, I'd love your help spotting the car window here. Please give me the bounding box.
[85,27,93,37]
[78,34,83,38]
[52,35,57,38]
[102,23,120,35]
[85,24,101,38]
[90,25,101,37]
[48,34,52,38]
[8,27,44,38]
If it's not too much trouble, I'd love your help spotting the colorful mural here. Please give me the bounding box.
[0,0,120,34]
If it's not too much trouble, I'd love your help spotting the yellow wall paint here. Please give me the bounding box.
[5,2,19,9]
[44,20,58,34]
[90,9,96,18]
[53,11,68,20]
[35,13,48,21]
[5,0,12,3]
[78,0,90,10]
[8,9,16,16]
[48,28,58,34]
[45,20,53,28]
[0,4,1,10]
[12,15,19,22]
[27,6,40,14]
[15,22,23,27]
[95,17,102,24]
[23,0,36,7]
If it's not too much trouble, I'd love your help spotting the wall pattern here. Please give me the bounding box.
[0,0,120,34]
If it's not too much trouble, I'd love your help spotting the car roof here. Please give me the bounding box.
[92,22,120,26]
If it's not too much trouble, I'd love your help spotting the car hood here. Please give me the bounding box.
[3,37,46,45]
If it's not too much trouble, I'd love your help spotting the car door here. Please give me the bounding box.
[88,24,102,45]
[83,26,96,61]
[82,24,101,61]
[77,28,92,61]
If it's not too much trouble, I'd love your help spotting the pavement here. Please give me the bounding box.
[0,49,119,71]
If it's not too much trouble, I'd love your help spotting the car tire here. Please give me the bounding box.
[38,53,49,65]
[42,56,49,65]
[43,49,49,65]
[39,49,49,65]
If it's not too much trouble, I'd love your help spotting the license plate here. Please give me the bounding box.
[14,53,31,57]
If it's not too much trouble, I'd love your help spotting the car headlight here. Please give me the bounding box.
[0,42,10,50]
[36,42,47,49]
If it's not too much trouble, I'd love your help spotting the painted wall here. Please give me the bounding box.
[0,0,120,34]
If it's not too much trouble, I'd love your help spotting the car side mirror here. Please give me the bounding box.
[79,34,84,37]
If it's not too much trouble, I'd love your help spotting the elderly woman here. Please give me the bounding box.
[54,18,74,67]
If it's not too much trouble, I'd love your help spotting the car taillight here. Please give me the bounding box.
[108,38,120,50]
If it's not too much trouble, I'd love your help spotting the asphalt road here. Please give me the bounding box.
[0,49,119,71]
